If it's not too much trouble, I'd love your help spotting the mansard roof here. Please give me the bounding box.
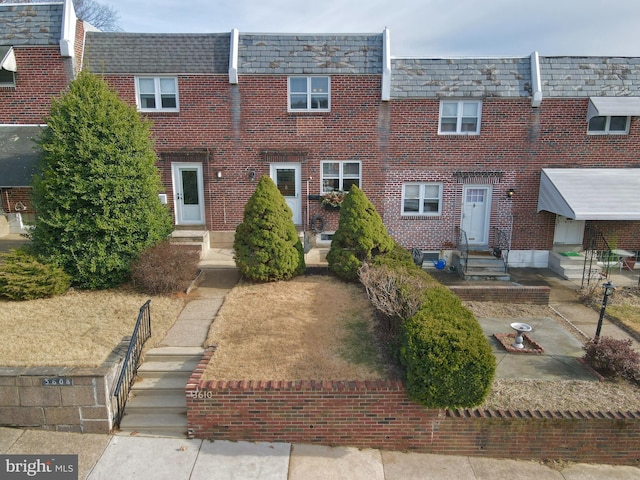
[539,56,640,97]
[0,3,63,46]
[238,33,383,75]
[390,57,531,99]
[83,32,231,74]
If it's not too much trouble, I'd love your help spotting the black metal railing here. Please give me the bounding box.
[112,300,152,429]
[582,225,614,288]
[456,227,469,274]
[492,226,510,273]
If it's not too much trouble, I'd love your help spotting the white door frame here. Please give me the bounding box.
[270,163,302,225]
[461,185,492,247]
[171,162,205,225]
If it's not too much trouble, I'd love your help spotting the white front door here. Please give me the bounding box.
[553,216,585,245]
[461,185,492,246]
[270,163,301,225]
[171,163,205,225]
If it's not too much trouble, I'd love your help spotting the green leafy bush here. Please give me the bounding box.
[0,249,70,300]
[400,286,496,408]
[31,71,172,289]
[327,185,394,281]
[583,337,640,385]
[234,176,305,281]
[131,240,200,294]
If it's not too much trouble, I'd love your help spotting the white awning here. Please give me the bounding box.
[0,46,17,72]
[587,97,640,121]
[537,168,640,220]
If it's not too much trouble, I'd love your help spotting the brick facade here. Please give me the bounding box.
[186,349,640,465]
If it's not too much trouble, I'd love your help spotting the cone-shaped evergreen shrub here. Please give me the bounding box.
[327,185,394,281]
[234,176,305,281]
[31,71,172,289]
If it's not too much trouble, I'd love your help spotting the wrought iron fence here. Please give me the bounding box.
[492,226,510,273]
[582,225,613,289]
[112,300,151,429]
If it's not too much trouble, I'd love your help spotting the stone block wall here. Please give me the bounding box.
[0,343,126,434]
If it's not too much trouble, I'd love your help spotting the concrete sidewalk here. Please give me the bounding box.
[3,429,639,480]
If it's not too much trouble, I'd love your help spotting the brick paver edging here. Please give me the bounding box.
[185,347,640,465]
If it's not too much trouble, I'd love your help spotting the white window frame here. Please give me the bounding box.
[587,115,630,135]
[288,76,330,112]
[321,161,361,193]
[401,183,443,216]
[135,77,179,112]
[438,100,482,135]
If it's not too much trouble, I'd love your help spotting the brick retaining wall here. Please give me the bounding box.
[186,349,640,466]
[449,285,550,304]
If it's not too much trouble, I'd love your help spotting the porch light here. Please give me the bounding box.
[594,281,615,342]
[216,171,222,179]
[506,188,515,199]
[249,169,256,181]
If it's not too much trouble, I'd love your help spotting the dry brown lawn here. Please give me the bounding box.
[0,285,184,367]
[204,276,640,412]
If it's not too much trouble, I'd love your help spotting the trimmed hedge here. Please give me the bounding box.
[400,286,496,408]
[0,248,70,300]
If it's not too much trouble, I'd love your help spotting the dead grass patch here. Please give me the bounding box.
[203,275,391,381]
[0,285,184,367]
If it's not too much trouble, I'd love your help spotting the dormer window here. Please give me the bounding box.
[0,68,15,87]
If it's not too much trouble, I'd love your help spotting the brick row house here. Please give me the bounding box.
[2,0,639,276]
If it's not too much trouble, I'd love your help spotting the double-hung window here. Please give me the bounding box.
[439,100,481,134]
[402,183,443,216]
[321,161,360,193]
[588,115,629,135]
[289,76,330,111]
[135,77,179,112]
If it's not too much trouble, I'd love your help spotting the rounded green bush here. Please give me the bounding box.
[0,248,70,300]
[400,286,496,408]
[234,176,305,281]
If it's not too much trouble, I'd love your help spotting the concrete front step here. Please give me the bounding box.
[143,346,204,360]
[123,392,186,414]
[137,360,200,374]
[462,270,511,281]
[131,374,191,391]
[118,412,188,437]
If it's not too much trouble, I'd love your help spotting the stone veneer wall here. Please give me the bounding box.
[186,348,640,466]
[0,342,126,434]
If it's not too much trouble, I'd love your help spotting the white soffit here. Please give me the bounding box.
[587,97,640,121]
[537,168,640,220]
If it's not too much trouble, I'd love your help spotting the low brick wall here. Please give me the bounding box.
[449,285,550,304]
[0,343,126,433]
[186,349,640,465]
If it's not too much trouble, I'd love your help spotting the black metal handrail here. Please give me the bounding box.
[112,300,151,429]
[492,226,510,273]
[456,227,469,274]
[582,225,613,288]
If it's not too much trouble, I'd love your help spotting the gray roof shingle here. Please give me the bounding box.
[238,33,383,75]
[540,56,640,97]
[0,3,63,47]
[390,57,531,99]
[83,32,230,74]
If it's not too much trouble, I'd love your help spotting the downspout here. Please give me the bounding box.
[381,27,391,102]
[530,51,542,107]
[229,28,239,84]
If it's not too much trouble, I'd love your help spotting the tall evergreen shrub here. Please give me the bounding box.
[326,185,394,281]
[31,71,172,289]
[234,176,305,281]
